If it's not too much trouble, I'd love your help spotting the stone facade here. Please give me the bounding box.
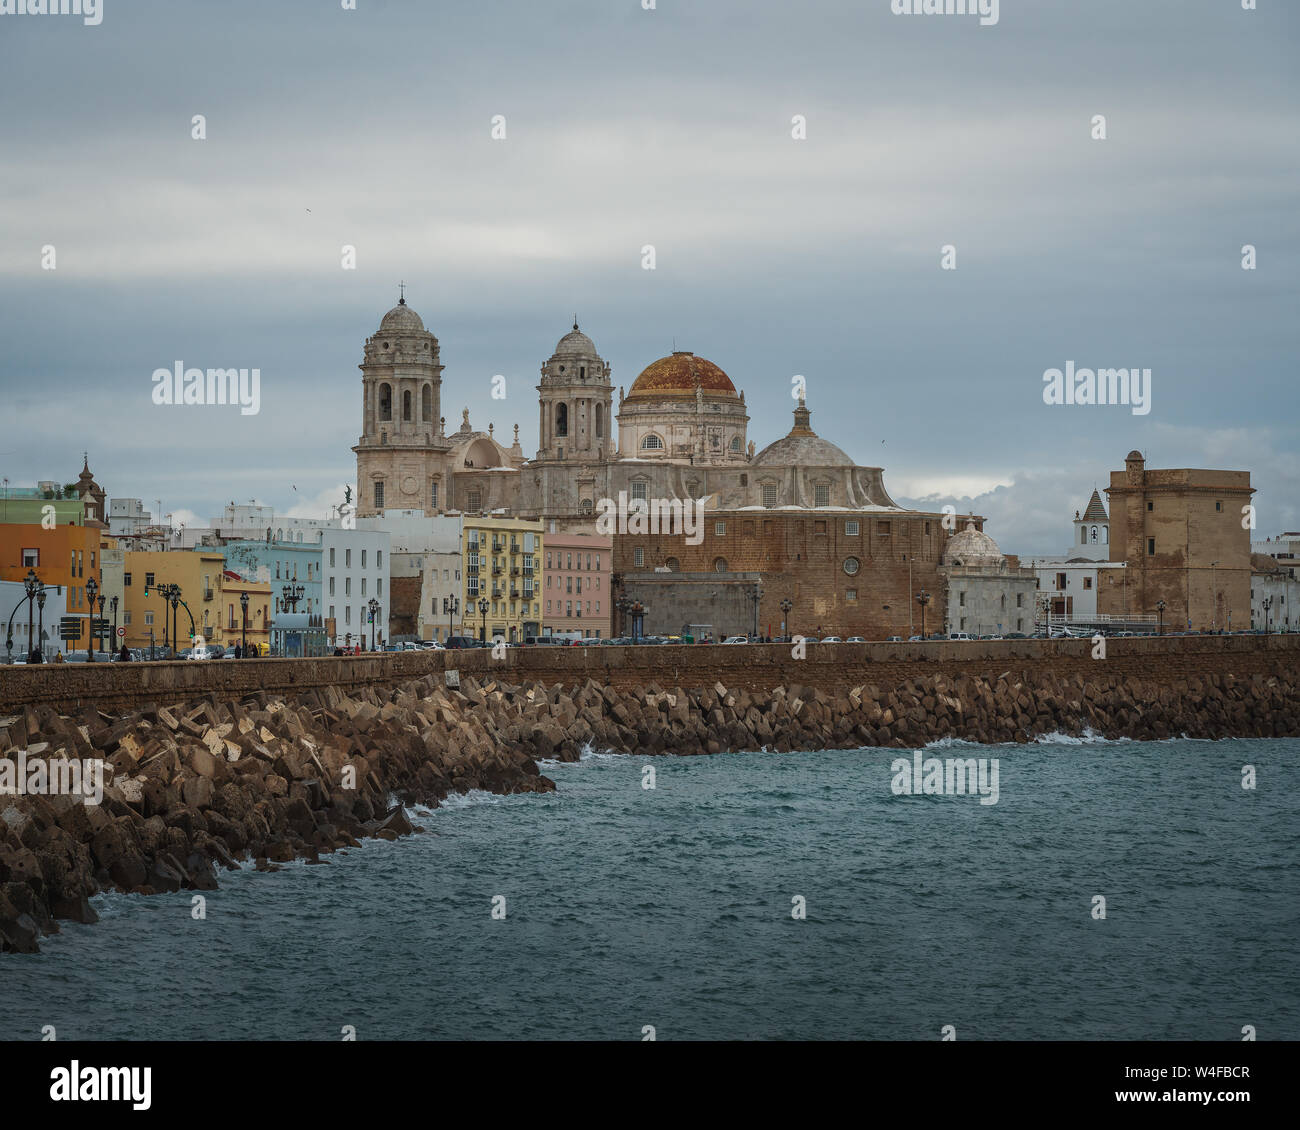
[1101,451,1254,631]
[352,298,921,524]
[610,508,976,640]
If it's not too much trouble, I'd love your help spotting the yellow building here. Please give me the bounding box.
[462,516,543,643]
[121,550,227,651]
[219,573,273,656]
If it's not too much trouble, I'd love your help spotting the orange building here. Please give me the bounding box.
[0,522,103,643]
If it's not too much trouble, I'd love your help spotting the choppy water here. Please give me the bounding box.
[2,736,1296,1040]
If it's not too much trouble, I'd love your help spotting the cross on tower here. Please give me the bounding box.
[398,280,406,304]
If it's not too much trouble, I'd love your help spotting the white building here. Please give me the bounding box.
[320,528,390,648]
[357,511,465,642]
[1028,489,1131,626]
[107,497,154,537]
[2,579,70,661]
[940,522,1037,637]
[1251,537,1299,631]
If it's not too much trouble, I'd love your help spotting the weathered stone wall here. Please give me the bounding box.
[2,635,1297,714]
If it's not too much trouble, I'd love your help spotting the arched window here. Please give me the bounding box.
[665,557,680,571]
[641,434,663,450]
[580,499,594,514]
[421,385,432,422]
[555,403,568,438]
[402,390,412,421]
[713,557,728,573]
[730,435,742,451]
[1090,526,1098,543]
[379,383,392,421]
[1080,527,1087,544]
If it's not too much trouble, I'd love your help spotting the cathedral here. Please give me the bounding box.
[353,295,907,521]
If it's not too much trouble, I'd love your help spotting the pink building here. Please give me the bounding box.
[543,532,612,640]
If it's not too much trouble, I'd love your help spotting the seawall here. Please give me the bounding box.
[2,635,1297,715]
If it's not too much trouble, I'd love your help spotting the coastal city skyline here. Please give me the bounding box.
[3,0,1297,556]
[2,0,1296,1085]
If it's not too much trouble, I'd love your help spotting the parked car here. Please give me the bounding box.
[188,645,211,660]
[820,635,843,643]
[846,636,867,643]
[722,636,749,644]
[575,637,603,646]
[444,636,482,649]
[885,636,903,643]
[948,632,972,641]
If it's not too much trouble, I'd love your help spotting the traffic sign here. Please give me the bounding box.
[117,626,126,638]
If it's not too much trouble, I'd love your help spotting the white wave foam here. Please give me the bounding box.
[1031,728,1130,745]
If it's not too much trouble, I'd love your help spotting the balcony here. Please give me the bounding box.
[510,589,520,599]
[203,587,214,601]
[510,567,520,577]
[492,566,503,576]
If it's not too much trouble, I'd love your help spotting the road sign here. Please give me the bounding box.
[59,616,80,630]
[117,626,126,638]
[59,624,82,640]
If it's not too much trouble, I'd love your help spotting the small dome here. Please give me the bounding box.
[752,399,853,468]
[379,299,426,334]
[627,351,736,400]
[553,321,597,357]
[1126,449,1144,462]
[942,521,1004,567]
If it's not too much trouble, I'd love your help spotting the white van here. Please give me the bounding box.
[948,632,973,641]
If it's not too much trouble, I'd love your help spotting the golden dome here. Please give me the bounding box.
[626,351,736,400]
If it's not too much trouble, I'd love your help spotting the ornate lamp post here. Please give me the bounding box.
[36,586,47,661]
[85,576,98,661]
[1262,595,1272,635]
[751,584,764,640]
[615,595,631,639]
[478,596,489,643]
[96,593,106,658]
[915,589,931,639]
[239,591,249,656]
[443,594,459,643]
[629,600,646,643]
[168,585,182,655]
[109,595,118,655]
[367,596,380,651]
[779,597,792,641]
[1155,599,1166,636]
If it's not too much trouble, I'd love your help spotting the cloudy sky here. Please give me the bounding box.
[1,0,1296,554]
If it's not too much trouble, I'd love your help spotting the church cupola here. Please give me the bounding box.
[536,318,613,461]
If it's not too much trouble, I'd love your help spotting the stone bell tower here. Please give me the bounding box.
[353,292,451,517]
[535,320,613,463]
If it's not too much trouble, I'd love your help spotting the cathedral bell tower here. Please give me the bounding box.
[353,292,449,517]
[535,320,613,462]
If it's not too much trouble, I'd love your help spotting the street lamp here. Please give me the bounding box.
[168,585,182,656]
[1210,561,1219,632]
[630,600,646,643]
[443,594,459,643]
[109,595,118,656]
[615,595,632,639]
[1262,595,1272,635]
[751,584,764,640]
[240,591,249,656]
[85,576,98,661]
[915,589,931,639]
[780,597,792,641]
[36,586,47,661]
[96,593,106,657]
[478,596,489,643]
[1155,599,1166,636]
[368,597,380,651]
